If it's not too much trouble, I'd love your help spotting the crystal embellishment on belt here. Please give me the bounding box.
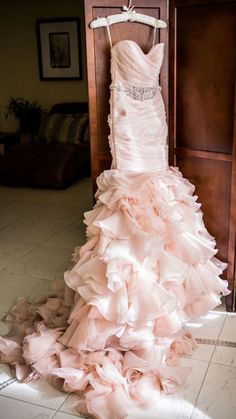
[110,83,160,101]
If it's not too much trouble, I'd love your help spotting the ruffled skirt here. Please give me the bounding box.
[0,167,230,419]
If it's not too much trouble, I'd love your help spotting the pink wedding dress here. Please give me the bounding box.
[0,34,231,419]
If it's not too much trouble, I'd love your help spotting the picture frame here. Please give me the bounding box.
[36,18,82,80]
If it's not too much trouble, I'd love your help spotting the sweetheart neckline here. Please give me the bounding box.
[111,39,164,56]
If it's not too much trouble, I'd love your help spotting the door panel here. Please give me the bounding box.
[177,155,232,260]
[176,2,236,153]
[169,0,236,310]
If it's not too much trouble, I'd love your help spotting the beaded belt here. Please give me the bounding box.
[110,83,161,101]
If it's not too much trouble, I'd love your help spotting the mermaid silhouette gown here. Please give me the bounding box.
[0,34,231,419]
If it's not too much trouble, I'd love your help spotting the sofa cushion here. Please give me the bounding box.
[38,113,89,145]
[0,143,91,189]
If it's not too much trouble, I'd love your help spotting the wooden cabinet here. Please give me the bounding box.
[84,0,236,311]
[169,0,236,311]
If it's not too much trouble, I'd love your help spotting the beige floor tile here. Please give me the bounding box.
[0,376,68,410]
[192,363,236,419]
[185,343,215,362]
[0,362,13,384]
[0,185,52,204]
[0,178,93,207]
[191,406,215,419]
[211,346,236,367]
[53,412,85,419]
[219,313,236,343]
[0,212,78,245]
[0,178,92,207]
[184,311,226,340]
[212,300,227,312]
[0,201,29,229]
[0,200,89,244]
[152,358,209,419]
[128,409,171,419]
[3,245,73,281]
[0,185,31,204]
[42,223,86,249]
[0,272,53,318]
[0,240,36,270]
[41,177,93,207]
[0,395,55,419]
[58,393,83,416]
[25,202,86,222]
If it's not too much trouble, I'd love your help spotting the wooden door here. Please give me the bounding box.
[84,0,168,191]
[169,0,236,311]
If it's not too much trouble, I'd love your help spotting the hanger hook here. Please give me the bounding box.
[122,0,134,12]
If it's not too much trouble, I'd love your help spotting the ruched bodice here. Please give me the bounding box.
[108,40,169,172]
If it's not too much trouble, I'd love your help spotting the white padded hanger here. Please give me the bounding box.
[90,1,167,30]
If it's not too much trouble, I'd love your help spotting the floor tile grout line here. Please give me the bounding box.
[190,310,228,418]
[0,231,79,254]
[0,213,31,233]
[38,219,85,247]
[0,242,41,273]
[59,409,92,419]
[0,205,86,248]
[0,271,63,288]
[195,338,236,347]
[0,242,75,283]
[210,360,236,368]
[0,378,17,391]
[0,278,62,308]
[0,221,75,249]
[40,232,86,251]
[52,387,97,418]
[189,358,213,419]
[0,195,91,208]
[0,186,91,251]
[0,392,58,412]
[40,222,80,246]
[214,310,228,350]
[52,393,71,417]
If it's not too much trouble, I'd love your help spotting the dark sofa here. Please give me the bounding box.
[0,102,91,189]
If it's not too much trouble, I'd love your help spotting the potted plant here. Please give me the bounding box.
[5,97,42,142]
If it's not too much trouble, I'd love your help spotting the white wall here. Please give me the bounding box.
[0,0,88,131]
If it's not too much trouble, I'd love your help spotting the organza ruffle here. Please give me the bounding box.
[0,167,230,419]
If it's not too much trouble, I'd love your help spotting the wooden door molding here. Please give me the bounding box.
[228,86,236,312]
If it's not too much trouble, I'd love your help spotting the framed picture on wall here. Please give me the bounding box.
[36,18,82,80]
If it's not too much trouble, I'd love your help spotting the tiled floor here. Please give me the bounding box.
[0,179,235,419]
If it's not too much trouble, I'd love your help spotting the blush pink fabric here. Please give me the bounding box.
[0,40,231,419]
[109,41,168,172]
